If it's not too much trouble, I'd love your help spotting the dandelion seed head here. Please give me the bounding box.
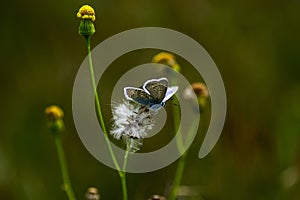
[110,100,158,152]
[124,136,144,152]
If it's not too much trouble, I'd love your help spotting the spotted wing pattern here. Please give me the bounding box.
[143,78,168,102]
[124,87,156,107]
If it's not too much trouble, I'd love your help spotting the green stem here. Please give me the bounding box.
[85,36,121,171]
[85,36,128,200]
[169,150,188,200]
[120,172,128,200]
[120,147,130,200]
[123,149,130,172]
[169,97,184,200]
[54,134,76,200]
[172,97,184,154]
[170,103,198,200]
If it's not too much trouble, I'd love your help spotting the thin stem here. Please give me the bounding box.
[172,97,184,154]
[120,149,129,200]
[120,173,128,200]
[85,36,128,200]
[85,36,121,172]
[169,97,183,200]
[123,148,130,172]
[169,150,188,200]
[54,134,76,200]
[169,113,198,200]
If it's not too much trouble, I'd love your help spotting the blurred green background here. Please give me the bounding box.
[1,0,300,199]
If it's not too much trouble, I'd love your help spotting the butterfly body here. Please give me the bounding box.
[124,78,178,110]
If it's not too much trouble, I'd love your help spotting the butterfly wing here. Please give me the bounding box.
[124,87,155,106]
[143,78,168,102]
[162,86,178,102]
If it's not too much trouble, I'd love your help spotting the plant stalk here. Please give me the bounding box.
[85,36,128,200]
[169,98,198,200]
[54,134,76,200]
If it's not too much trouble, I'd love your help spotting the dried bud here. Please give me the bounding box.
[190,83,209,98]
[148,194,167,200]
[183,83,209,112]
[85,187,100,200]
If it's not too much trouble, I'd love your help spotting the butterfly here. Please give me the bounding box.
[124,77,178,110]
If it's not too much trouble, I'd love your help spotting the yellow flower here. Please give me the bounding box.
[77,5,96,22]
[77,5,96,37]
[152,52,175,66]
[152,52,181,72]
[45,105,64,121]
[45,105,65,133]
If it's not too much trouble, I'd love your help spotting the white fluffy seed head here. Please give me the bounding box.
[110,100,158,152]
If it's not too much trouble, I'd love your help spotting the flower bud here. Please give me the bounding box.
[45,105,65,133]
[85,187,100,200]
[77,5,96,21]
[152,52,181,72]
[183,83,209,112]
[148,194,167,200]
[190,83,209,99]
[77,5,96,37]
[45,105,64,121]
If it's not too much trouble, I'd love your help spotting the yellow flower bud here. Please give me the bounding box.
[77,5,96,22]
[45,105,65,133]
[45,105,64,121]
[152,52,181,72]
[77,5,96,37]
